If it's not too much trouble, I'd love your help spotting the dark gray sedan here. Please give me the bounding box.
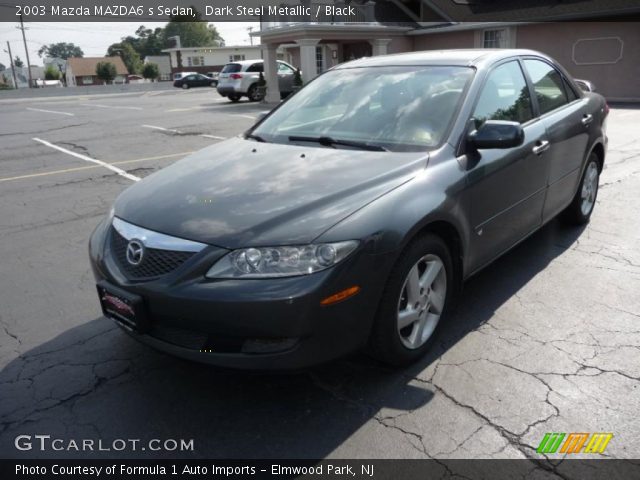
[89,49,607,369]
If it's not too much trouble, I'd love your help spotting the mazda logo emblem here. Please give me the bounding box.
[126,239,145,266]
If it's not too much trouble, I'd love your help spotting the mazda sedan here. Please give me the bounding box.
[90,49,607,369]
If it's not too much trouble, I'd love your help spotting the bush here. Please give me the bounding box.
[142,62,159,81]
[96,61,117,84]
[44,65,61,80]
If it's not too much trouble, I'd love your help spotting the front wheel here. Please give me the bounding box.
[561,153,600,225]
[369,234,454,366]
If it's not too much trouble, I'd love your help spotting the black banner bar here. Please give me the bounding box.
[2,459,640,480]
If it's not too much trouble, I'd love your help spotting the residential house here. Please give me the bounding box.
[253,0,640,103]
[65,56,128,86]
[144,55,172,81]
[2,65,45,89]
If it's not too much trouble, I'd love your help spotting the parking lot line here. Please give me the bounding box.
[142,124,227,140]
[0,151,193,184]
[80,104,143,111]
[26,107,74,117]
[233,114,258,120]
[200,134,227,140]
[32,138,141,182]
[142,124,180,133]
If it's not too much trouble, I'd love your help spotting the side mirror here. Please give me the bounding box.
[257,111,270,122]
[574,79,595,92]
[469,120,524,150]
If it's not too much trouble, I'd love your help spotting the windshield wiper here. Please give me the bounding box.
[288,135,388,152]
[245,133,267,143]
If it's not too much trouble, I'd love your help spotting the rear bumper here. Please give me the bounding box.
[217,86,244,97]
[89,218,396,370]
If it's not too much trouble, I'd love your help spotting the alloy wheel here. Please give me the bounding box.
[397,254,447,349]
[581,161,599,216]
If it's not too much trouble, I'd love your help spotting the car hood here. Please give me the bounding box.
[114,138,427,248]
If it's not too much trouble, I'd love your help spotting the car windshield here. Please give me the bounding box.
[252,66,474,152]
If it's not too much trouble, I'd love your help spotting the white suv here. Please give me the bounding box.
[216,59,297,102]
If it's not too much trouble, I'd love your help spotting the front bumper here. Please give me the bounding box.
[89,218,395,370]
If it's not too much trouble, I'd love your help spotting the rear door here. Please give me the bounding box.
[277,62,295,93]
[465,59,549,271]
[521,58,591,222]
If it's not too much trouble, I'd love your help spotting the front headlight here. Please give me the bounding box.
[205,241,359,279]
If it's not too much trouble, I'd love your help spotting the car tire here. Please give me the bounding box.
[181,84,189,90]
[369,233,454,366]
[228,94,241,103]
[561,153,600,225]
[248,84,261,102]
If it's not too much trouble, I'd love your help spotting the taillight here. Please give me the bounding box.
[604,102,610,117]
[230,73,243,79]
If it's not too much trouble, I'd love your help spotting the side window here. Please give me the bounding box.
[563,78,579,102]
[473,61,533,127]
[278,62,294,74]
[523,59,569,115]
[246,63,264,73]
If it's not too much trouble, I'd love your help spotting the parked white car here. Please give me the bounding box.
[216,59,297,102]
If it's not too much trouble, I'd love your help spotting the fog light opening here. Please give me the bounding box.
[320,285,361,306]
[241,337,298,354]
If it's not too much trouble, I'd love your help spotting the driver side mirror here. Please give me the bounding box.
[469,120,524,150]
[256,111,270,123]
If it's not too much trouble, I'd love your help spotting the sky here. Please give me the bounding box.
[0,22,258,69]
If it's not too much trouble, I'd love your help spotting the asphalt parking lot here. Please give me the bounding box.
[0,89,639,466]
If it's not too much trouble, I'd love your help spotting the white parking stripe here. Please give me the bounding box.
[200,134,227,140]
[26,108,74,117]
[80,104,143,111]
[142,124,226,140]
[32,138,140,182]
[141,124,180,133]
[233,114,258,120]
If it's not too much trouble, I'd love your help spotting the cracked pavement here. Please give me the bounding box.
[0,92,639,471]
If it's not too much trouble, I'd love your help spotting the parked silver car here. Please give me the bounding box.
[216,59,297,102]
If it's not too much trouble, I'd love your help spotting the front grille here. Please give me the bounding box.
[111,227,196,280]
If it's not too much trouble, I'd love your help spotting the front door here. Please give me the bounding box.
[465,60,549,272]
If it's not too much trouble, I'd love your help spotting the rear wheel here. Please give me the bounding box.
[369,234,454,366]
[228,94,241,103]
[561,153,600,225]
[181,83,189,90]
[248,84,260,102]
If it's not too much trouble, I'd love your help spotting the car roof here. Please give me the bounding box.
[334,49,547,69]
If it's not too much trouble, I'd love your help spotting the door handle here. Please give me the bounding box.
[581,114,593,126]
[532,140,550,155]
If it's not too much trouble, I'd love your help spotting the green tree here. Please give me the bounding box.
[37,42,84,60]
[0,63,6,71]
[142,62,160,81]
[107,42,142,74]
[13,56,24,68]
[96,61,117,84]
[162,10,224,47]
[44,64,61,80]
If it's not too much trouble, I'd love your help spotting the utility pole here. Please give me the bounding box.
[17,14,33,88]
[247,26,254,46]
[4,41,19,89]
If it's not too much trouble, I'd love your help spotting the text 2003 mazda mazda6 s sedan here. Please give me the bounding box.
[89,49,608,369]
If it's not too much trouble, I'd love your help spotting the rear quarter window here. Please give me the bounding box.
[221,63,242,74]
